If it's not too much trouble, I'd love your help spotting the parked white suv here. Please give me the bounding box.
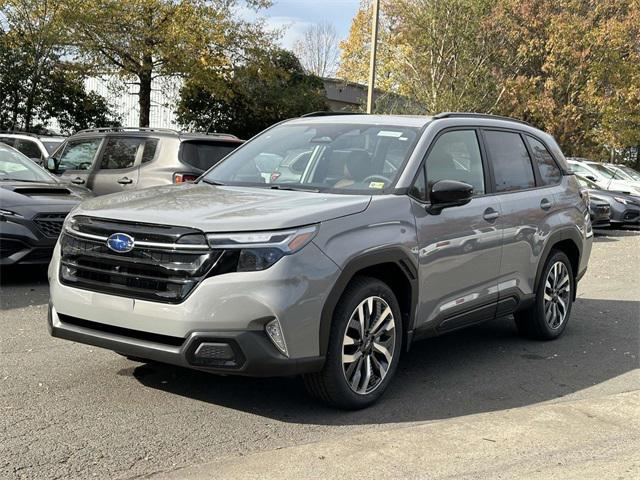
[567,158,640,196]
[0,132,65,165]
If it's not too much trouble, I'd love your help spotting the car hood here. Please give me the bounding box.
[0,181,92,208]
[587,189,640,206]
[73,183,372,232]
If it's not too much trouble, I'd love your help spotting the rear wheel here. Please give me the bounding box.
[515,250,574,340]
[304,276,403,409]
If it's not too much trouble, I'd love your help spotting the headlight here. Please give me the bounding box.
[613,196,629,205]
[0,209,22,220]
[206,225,318,271]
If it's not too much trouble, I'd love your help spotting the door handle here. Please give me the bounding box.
[118,177,133,185]
[540,198,553,211]
[71,177,85,185]
[483,208,500,222]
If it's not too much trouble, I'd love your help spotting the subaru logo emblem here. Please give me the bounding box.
[106,233,135,253]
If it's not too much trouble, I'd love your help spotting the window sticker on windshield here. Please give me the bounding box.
[377,131,403,138]
[369,181,385,189]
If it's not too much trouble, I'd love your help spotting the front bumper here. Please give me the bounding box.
[1,205,70,265]
[48,240,339,374]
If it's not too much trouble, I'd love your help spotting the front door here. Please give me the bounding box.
[411,128,502,334]
[54,138,103,187]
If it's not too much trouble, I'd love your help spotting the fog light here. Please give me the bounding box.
[265,319,288,357]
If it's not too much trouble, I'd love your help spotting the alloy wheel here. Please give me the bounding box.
[341,296,396,395]
[544,261,571,330]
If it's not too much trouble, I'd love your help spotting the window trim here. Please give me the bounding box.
[408,126,491,203]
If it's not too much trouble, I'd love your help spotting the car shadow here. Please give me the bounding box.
[0,265,50,310]
[131,297,639,425]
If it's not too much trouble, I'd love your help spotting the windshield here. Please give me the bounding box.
[0,146,56,182]
[588,163,617,179]
[201,123,420,193]
[618,165,640,181]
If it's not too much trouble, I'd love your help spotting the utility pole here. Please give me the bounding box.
[366,0,380,114]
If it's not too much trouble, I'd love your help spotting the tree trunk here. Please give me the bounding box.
[138,71,152,128]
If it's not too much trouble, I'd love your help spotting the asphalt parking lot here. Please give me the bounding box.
[1,227,639,480]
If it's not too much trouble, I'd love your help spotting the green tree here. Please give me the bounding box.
[63,0,272,127]
[176,49,327,138]
[0,2,117,132]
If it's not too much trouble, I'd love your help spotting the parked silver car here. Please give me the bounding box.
[48,113,592,409]
[46,127,243,195]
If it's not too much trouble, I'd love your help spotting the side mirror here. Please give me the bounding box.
[586,175,598,182]
[46,157,57,173]
[427,180,474,214]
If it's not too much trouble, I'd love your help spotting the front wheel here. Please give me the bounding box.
[304,276,403,409]
[515,250,574,340]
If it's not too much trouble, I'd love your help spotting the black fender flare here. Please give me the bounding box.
[534,226,583,294]
[318,247,419,356]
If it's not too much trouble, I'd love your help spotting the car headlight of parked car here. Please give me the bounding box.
[613,196,630,205]
[206,225,319,272]
[0,209,23,220]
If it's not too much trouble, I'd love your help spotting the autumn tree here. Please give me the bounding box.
[488,0,640,159]
[62,0,272,127]
[293,21,340,77]
[177,49,327,138]
[337,1,399,94]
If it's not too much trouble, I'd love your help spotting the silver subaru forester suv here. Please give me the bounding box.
[48,113,592,409]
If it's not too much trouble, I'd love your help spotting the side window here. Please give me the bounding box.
[99,137,143,170]
[15,140,42,160]
[56,138,102,171]
[410,164,427,200]
[425,130,485,194]
[527,136,562,185]
[141,138,159,163]
[0,137,15,147]
[484,130,535,192]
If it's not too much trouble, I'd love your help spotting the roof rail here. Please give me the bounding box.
[433,112,532,127]
[0,130,61,137]
[181,131,240,140]
[75,126,180,135]
[301,111,365,117]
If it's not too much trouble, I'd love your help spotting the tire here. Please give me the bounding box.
[304,276,403,409]
[515,250,574,340]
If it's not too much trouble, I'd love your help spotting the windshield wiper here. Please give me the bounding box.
[270,184,320,193]
[200,179,226,186]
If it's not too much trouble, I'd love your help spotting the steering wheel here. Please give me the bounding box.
[361,174,392,186]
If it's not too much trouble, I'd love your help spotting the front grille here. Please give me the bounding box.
[34,213,67,238]
[59,216,224,303]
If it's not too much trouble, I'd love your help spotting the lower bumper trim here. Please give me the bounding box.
[48,306,324,377]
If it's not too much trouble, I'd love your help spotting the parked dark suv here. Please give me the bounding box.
[46,127,243,195]
[48,113,592,409]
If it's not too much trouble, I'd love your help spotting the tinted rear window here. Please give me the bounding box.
[484,130,535,192]
[180,141,240,172]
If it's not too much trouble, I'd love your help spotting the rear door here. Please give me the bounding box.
[53,137,103,187]
[482,129,562,306]
[90,136,144,195]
